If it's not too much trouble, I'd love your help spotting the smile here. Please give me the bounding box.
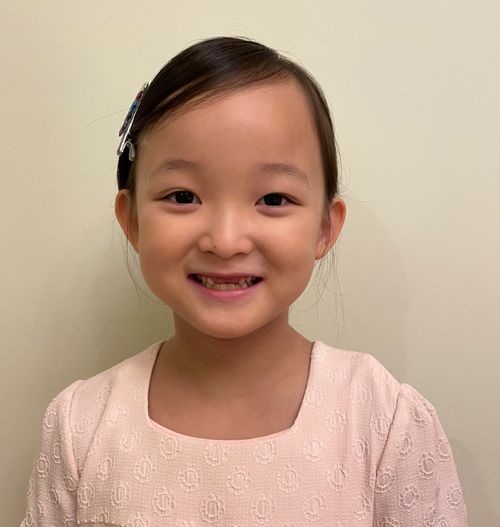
[190,274,262,290]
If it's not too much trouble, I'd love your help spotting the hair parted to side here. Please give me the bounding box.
[116,36,341,216]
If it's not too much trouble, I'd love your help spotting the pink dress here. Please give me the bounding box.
[21,340,468,526]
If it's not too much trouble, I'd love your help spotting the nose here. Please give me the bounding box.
[197,205,254,259]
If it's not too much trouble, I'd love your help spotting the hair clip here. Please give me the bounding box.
[117,81,150,161]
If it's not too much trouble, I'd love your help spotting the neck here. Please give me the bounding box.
[158,312,311,402]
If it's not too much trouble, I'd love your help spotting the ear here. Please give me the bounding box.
[315,197,346,259]
[115,189,139,253]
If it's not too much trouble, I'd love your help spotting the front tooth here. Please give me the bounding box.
[197,275,257,289]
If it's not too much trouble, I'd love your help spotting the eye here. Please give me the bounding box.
[163,191,200,204]
[257,193,292,207]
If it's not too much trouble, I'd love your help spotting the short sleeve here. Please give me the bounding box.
[373,383,468,526]
[20,380,83,527]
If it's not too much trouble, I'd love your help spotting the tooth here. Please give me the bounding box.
[196,275,260,289]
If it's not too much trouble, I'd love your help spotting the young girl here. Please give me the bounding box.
[21,36,468,526]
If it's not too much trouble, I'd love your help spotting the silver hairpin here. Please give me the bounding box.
[117,81,150,160]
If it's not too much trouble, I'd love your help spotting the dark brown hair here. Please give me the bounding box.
[117,36,340,212]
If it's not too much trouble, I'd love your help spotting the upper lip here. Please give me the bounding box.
[191,272,262,279]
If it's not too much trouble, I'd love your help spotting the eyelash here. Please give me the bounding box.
[162,191,294,207]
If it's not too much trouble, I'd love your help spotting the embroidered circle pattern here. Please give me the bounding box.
[36,453,50,477]
[249,493,276,524]
[97,454,115,480]
[352,493,371,520]
[398,485,419,510]
[396,432,412,458]
[77,483,95,509]
[410,404,427,427]
[63,474,77,493]
[349,383,372,408]
[437,437,452,461]
[370,413,391,440]
[446,485,463,509]
[373,467,395,493]
[42,408,57,432]
[120,429,141,453]
[418,453,437,479]
[276,463,299,493]
[302,492,326,521]
[325,409,348,433]
[227,465,251,495]
[253,440,276,465]
[48,485,60,506]
[352,436,370,463]
[134,454,156,483]
[204,443,227,467]
[200,494,226,523]
[178,464,202,492]
[106,404,128,428]
[52,442,62,464]
[327,463,349,492]
[303,435,325,462]
[152,487,176,517]
[303,386,324,408]
[111,481,132,509]
[159,435,180,460]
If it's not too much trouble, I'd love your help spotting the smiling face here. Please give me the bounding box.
[116,79,345,340]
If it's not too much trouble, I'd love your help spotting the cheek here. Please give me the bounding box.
[261,216,321,268]
[136,212,193,266]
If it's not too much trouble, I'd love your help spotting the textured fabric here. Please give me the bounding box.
[21,340,468,526]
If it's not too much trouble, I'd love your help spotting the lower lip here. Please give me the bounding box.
[188,276,262,300]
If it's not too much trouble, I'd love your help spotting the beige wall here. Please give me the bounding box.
[2,1,499,524]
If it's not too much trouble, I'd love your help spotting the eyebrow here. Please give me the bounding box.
[150,158,309,186]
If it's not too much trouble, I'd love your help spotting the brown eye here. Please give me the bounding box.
[164,191,200,204]
[259,193,290,206]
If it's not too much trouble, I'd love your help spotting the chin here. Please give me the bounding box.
[195,324,260,341]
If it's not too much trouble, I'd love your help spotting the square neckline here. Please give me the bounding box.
[141,340,322,444]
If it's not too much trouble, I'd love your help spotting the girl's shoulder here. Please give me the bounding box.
[314,340,402,392]
[314,340,436,421]
[64,340,159,405]
[41,341,160,469]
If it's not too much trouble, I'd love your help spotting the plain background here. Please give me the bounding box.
[2,1,499,525]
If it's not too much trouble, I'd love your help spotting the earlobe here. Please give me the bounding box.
[115,190,139,252]
[315,197,346,259]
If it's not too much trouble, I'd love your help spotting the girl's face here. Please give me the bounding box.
[116,79,345,339]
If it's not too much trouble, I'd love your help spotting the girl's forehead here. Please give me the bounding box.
[139,79,320,163]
